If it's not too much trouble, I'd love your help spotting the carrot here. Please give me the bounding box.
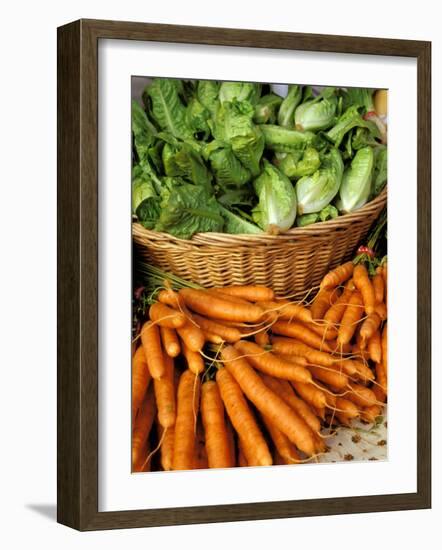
[291,381,327,410]
[261,415,301,464]
[275,353,308,367]
[375,362,388,394]
[177,321,205,352]
[179,288,264,323]
[352,342,372,362]
[271,320,333,352]
[140,321,166,379]
[203,331,224,344]
[194,418,209,470]
[374,301,387,321]
[306,364,348,390]
[259,300,312,324]
[149,302,186,329]
[311,288,339,320]
[353,360,375,383]
[234,340,312,384]
[216,367,272,466]
[154,354,176,428]
[182,341,205,374]
[255,330,270,346]
[157,288,186,309]
[329,340,353,354]
[323,280,355,328]
[132,345,151,419]
[221,346,316,456]
[191,313,242,343]
[335,411,352,426]
[368,330,382,363]
[201,381,233,469]
[335,397,360,419]
[372,272,385,304]
[382,323,388,374]
[160,326,181,358]
[225,418,236,467]
[219,285,274,302]
[132,385,156,469]
[320,261,354,290]
[361,404,383,424]
[372,383,387,404]
[306,321,338,341]
[359,313,382,347]
[346,382,377,407]
[353,264,376,315]
[133,440,151,472]
[172,370,201,470]
[271,337,333,366]
[158,422,175,471]
[337,291,364,345]
[237,439,248,467]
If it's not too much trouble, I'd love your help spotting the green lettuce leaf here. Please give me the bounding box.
[143,78,193,141]
[162,141,212,190]
[219,82,261,106]
[294,89,337,131]
[155,184,224,239]
[197,80,220,115]
[339,146,374,213]
[204,141,251,188]
[219,205,263,234]
[296,148,344,214]
[186,97,211,140]
[252,159,297,232]
[278,147,321,179]
[260,124,316,153]
[131,100,157,161]
[373,146,388,196]
[277,85,302,127]
[326,105,380,148]
[254,93,283,124]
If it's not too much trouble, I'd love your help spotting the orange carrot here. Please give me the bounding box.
[323,280,355,328]
[353,360,375,383]
[335,411,352,426]
[259,300,312,324]
[382,323,388,374]
[234,340,312,384]
[261,415,301,464]
[306,321,338,341]
[275,353,308,367]
[306,364,348,390]
[158,421,175,471]
[291,381,327,410]
[311,288,339,320]
[337,291,364,345]
[219,285,274,302]
[132,385,156,469]
[140,321,166,379]
[182,341,205,374]
[361,404,383,424]
[368,330,382,363]
[177,321,205,352]
[335,397,360,419]
[376,362,388,394]
[194,418,209,470]
[320,261,354,290]
[179,288,264,323]
[132,345,151,419]
[271,320,333,352]
[191,313,242,343]
[221,346,316,456]
[353,264,376,315]
[260,374,321,434]
[372,382,387,404]
[172,370,201,471]
[237,438,248,467]
[225,418,236,467]
[346,382,377,407]
[359,313,382,347]
[160,326,181,358]
[133,440,152,472]
[255,330,270,346]
[157,288,186,309]
[352,342,372,362]
[201,381,234,469]
[372,272,385,304]
[149,302,186,329]
[374,301,387,321]
[203,331,224,344]
[154,354,176,428]
[216,367,272,466]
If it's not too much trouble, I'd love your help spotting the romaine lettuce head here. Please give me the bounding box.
[204,141,251,188]
[132,164,161,229]
[260,124,316,153]
[373,146,388,196]
[339,146,374,213]
[219,205,263,235]
[155,183,224,239]
[296,148,344,214]
[162,141,212,191]
[326,105,380,147]
[219,82,261,106]
[277,85,302,127]
[185,97,211,140]
[294,95,337,132]
[197,80,220,115]
[279,147,321,179]
[254,93,283,124]
[131,100,158,162]
[211,100,264,176]
[252,159,297,232]
[143,78,193,141]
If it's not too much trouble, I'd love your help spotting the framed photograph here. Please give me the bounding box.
[57,19,431,531]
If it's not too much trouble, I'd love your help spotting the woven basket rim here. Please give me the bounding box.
[133,187,387,246]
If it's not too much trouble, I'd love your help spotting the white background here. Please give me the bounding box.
[0,0,440,548]
[100,40,417,511]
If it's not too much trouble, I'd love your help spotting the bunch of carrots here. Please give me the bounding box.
[132,260,388,472]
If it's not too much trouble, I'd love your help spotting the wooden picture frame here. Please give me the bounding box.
[57,18,431,531]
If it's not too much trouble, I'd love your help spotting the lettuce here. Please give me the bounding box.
[162,141,212,190]
[219,205,263,234]
[296,148,344,214]
[131,100,157,162]
[295,88,337,131]
[252,160,297,232]
[254,93,283,124]
[219,82,261,106]
[260,124,316,153]
[326,105,380,148]
[373,146,388,196]
[278,85,302,127]
[155,183,224,239]
[186,97,211,140]
[197,80,220,115]
[278,147,321,179]
[339,146,374,213]
[204,141,251,188]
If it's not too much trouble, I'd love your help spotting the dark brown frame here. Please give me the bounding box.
[57,18,431,531]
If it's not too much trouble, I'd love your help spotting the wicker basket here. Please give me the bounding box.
[133,188,387,297]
